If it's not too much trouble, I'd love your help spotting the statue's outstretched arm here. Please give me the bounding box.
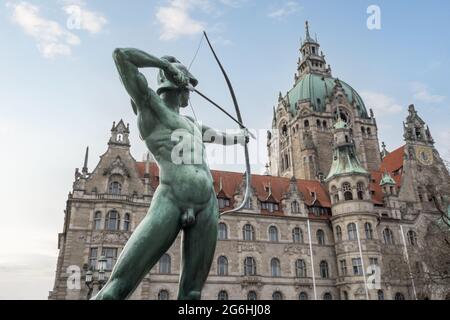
[195,120,249,146]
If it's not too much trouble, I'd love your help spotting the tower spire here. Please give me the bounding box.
[297,21,331,79]
[82,146,89,175]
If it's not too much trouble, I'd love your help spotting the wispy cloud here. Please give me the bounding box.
[411,82,446,104]
[360,91,403,116]
[7,1,107,58]
[8,1,80,58]
[156,0,209,40]
[268,1,301,19]
[63,0,108,34]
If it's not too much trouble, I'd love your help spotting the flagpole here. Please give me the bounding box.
[307,219,317,300]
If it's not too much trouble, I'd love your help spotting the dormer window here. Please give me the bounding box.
[261,201,279,213]
[109,181,122,195]
[218,197,230,209]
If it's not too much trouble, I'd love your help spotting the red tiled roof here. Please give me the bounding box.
[370,145,405,204]
[135,145,405,211]
[135,162,331,214]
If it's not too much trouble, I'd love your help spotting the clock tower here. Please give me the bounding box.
[398,104,450,213]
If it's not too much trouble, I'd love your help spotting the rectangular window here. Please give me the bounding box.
[102,247,118,271]
[369,257,378,266]
[339,259,347,276]
[89,247,98,270]
[352,258,363,275]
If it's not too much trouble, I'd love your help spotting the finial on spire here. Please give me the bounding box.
[82,146,89,174]
[305,20,310,38]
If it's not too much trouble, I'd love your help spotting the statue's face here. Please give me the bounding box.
[179,88,190,108]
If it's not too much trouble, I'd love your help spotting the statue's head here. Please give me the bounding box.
[157,56,198,107]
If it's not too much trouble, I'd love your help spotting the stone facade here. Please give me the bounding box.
[49,23,450,300]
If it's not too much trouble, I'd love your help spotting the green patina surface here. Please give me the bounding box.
[380,172,396,186]
[326,145,368,180]
[287,74,369,118]
[333,117,348,130]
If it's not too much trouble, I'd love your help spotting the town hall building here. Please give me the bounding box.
[49,22,450,300]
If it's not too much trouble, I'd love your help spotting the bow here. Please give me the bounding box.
[189,31,252,215]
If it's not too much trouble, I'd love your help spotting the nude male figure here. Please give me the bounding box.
[92,48,248,300]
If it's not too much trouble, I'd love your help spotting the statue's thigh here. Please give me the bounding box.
[180,199,219,282]
[113,186,182,279]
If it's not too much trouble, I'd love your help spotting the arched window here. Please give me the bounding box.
[343,291,349,300]
[377,290,384,300]
[158,289,169,300]
[269,226,279,242]
[244,257,256,276]
[361,126,366,135]
[316,119,321,128]
[217,256,228,276]
[94,211,102,230]
[292,227,303,243]
[271,258,281,277]
[335,225,342,242]
[105,210,120,230]
[281,124,288,137]
[218,223,228,240]
[383,228,395,245]
[394,292,405,300]
[299,292,308,300]
[159,254,171,274]
[272,291,283,300]
[218,291,228,300]
[320,260,329,278]
[407,230,417,246]
[243,224,255,241]
[323,292,332,300]
[343,182,353,200]
[123,213,130,231]
[304,120,309,128]
[316,229,325,245]
[357,183,365,200]
[296,259,307,278]
[364,222,373,240]
[347,223,357,241]
[367,127,371,135]
[108,181,122,195]
[323,121,327,129]
[247,291,257,300]
[291,201,300,213]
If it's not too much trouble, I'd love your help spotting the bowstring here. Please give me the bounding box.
[187,33,205,122]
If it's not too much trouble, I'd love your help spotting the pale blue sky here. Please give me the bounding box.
[0,0,449,299]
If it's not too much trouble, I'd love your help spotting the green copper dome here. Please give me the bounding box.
[287,74,369,118]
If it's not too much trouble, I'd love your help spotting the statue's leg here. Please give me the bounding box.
[92,185,181,300]
[177,196,219,300]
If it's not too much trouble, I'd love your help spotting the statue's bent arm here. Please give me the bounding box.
[112,48,168,117]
